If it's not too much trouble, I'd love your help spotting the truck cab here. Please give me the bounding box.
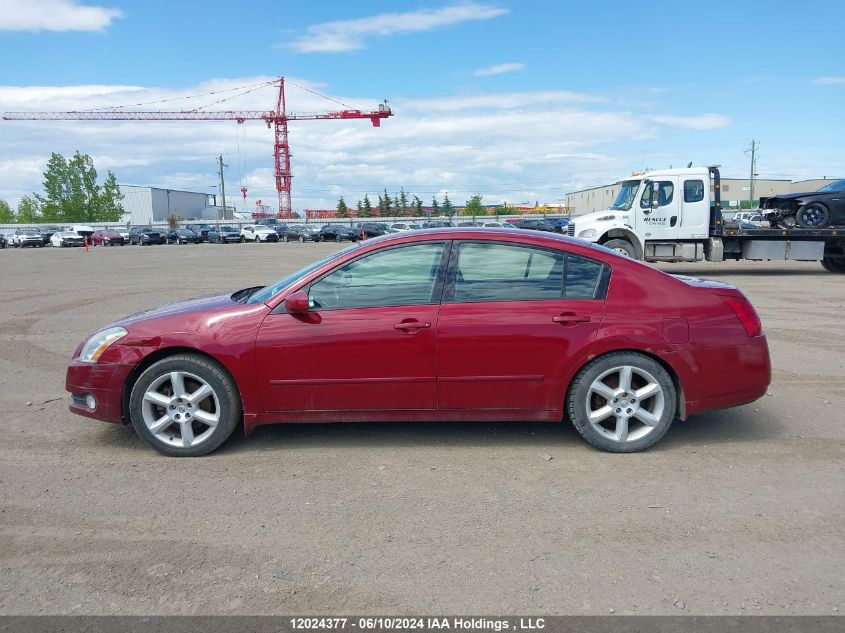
[569,167,716,262]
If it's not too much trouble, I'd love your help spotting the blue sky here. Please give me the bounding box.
[1,0,843,212]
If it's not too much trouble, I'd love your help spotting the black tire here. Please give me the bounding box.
[299,235,305,243]
[240,236,245,243]
[566,351,676,453]
[821,257,845,273]
[335,234,342,243]
[603,238,638,259]
[319,234,325,242]
[796,203,830,229]
[283,234,289,243]
[129,353,242,457]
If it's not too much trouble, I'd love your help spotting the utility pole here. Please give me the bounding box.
[217,155,228,221]
[747,140,758,209]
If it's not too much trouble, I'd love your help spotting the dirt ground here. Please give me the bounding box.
[0,241,842,615]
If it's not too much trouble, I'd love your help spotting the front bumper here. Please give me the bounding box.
[66,360,132,423]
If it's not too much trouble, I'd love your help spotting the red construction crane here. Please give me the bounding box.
[3,76,392,218]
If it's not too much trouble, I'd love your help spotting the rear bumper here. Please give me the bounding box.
[681,335,771,418]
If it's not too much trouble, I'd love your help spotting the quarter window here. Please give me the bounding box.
[308,243,445,310]
[684,180,705,203]
[566,255,605,299]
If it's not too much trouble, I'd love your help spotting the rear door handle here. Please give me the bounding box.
[394,320,431,332]
[552,313,591,325]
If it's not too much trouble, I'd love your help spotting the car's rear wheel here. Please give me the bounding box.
[299,235,305,243]
[567,352,676,453]
[129,354,241,457]
[335,234,342,242]
[283,234,289,243]
[603,238,637,259]
[796,203,830,229]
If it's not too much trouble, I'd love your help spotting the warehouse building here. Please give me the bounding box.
[564,176,838,215]
[118,185,233,225]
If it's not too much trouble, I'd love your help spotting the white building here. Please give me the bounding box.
[119,185,231,224]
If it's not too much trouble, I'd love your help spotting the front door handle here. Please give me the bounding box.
[552,312,591,326]
[394,320,431,332]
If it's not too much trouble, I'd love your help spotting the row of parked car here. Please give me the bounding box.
[0,216,573,249]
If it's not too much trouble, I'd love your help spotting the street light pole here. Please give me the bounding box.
[218,155,228,220]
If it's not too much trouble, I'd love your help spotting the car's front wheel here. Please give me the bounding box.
[566,352,676,453]
[129,354,241,457]
[299,235,305,243]
[796,203,830,229]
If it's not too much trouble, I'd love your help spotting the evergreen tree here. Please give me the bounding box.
[442,193,454,217]
[412,195,423,217]
[360,194,373,218]
[16,195,42,223]
[0,199,13,224]
[380,188,393,215]
[356,199,363,216]
[431,195,440,216]
[462,194,485,217]
[337,196,349,218]
[397,188,409,215]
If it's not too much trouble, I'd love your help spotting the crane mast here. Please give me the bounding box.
[3,76,392,218]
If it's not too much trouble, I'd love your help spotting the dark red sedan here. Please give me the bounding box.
[66,229,770,456]
[91,229,125,246]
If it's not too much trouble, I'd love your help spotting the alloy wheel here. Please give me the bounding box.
[141,371,220,448]
[586,365,664,443]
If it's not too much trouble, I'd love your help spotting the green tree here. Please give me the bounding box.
[0,199,14,224]
[337,196,349,218]
[16,195,42,223]
[360,194,373,218]
[379,188,393,216]
[462,194,485,217]
[397,188,409,215]
[412,195,423,216]
[442,193,454,217]
[38,151,124,222]
[431,195,440,216]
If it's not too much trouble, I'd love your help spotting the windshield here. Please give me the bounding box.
[245,244,359,304]
[818,179,845,193]
[609,180,641,210]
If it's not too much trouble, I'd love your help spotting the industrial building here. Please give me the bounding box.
[118,185,233,225]
[564,176,839,215]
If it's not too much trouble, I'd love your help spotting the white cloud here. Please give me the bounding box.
[285,2,509,53]
[0,76,747,212]
[650,114,730,130]
[474,62,525,77]
[0,0,122,32]
[813,76,845,85]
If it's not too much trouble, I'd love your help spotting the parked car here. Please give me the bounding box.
[90,229,125,246]
[356,222,392,238]
[241,225,280,243]
[255,218,285,228]
[283,224,321,243]
[760,179,845,229]
[207,225,242,244]
[483,221,517,228]
[0,234,6,249]
[38,225,63,245]
[318,224,358,242]
[65,228,771,457]
[512,218,556,232]
[457,221,483,227]
[14,230,43,248]
[185,223,213,242]
[2,232,16,247]
[70,225,95,240]
[128,227,165,245]
[542,217,570,233]
[50,229,86,247]
[390,223,421,232]
[421,220,453,229]
[165,228,202,245]
[113,228,131,243]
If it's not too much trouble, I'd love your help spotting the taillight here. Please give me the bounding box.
[718,293,762,337]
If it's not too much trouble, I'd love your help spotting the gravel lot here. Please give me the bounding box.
[0,242,842,615]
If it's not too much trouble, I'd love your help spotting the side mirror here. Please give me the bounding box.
[284,290,310,313]
[650,186,660,209]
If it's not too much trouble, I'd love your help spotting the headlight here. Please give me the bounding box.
[578,229,597,239]
[79,327,127,363]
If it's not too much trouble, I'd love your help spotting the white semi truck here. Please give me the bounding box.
[567,166,845,273]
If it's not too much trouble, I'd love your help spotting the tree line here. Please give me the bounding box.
[0,151,125,224]
[334,189,496,218]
